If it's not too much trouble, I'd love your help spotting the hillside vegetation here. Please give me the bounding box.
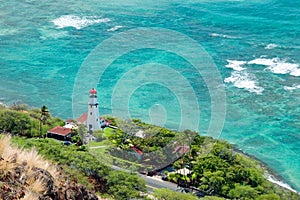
[0,135,98,199]
[168,135,299,199]
[0,104,147,199]
[0,104,299,199]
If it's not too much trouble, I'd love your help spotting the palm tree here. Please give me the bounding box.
[40,105,49,136]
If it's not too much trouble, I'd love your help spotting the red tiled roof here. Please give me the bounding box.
[173,144,190,155]
[77,113,88,124]
[132,146,143,155]
[47,126,72,136]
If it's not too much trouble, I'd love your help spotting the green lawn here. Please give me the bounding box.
[87,139,112,147]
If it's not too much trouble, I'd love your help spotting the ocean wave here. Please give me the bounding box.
[51,15,111,30]
[210,33,237,39]
[248,58,300,77]
[284,84,300,91]
[107,25,122,32]
[226,60,246,71]
[224,71,264,94]
[264,43,278,49]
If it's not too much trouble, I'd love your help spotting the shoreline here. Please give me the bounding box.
[233,146,299,194]
[1,102,299,194]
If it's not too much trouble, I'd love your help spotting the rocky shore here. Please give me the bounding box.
[233,146,298,194]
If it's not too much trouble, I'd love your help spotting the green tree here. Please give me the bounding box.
[106,171,146,200]
[93,130,105,142]
[0,109,32,136]
[201,196,226,200]
[228,184,258,200]
[257,193,280,200]
[153,188,198,200]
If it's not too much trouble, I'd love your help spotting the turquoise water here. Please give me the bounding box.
[1,0,300,191]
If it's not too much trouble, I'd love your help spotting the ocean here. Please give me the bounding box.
[0,0,299,191]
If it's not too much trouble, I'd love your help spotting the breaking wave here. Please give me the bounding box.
[107,25,123,32]
[248,58,300,77]
[226,60,247,71]
[266,173,298,194]
[265,43,278,49]
[284,84,300,91]
[224,71,264,94]
[210,33,238,39]
[224,60,264,94]
[51,15,111,29]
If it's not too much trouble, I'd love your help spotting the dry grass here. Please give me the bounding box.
[21,190,39,200]
[0,154,17,176]
[14,140,59,179]
[0,135,99,199]
[26,177,46,193]
[0,135,58,178]
[0,135,10,155]
[19,149,44,175]
[0,135,59,195]
[0,135,18,175]
[25,150,58,180]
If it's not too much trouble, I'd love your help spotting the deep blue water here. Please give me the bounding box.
[0,0,300,191]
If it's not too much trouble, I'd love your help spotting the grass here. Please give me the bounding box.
[22,191,39,200]
[89,146,113,166]
[87,139,142,170]
[88,139,112,147]
[27,178,46,193]
[0,135,60,198]
[0,135,58,181]
[0,135,10,155]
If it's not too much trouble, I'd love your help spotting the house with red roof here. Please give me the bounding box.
[172,144,190,155]
[129,146,143,160]
[47,126,73,141]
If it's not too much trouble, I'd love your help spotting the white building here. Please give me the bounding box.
[77,88,107,132]
[86,88,102,131]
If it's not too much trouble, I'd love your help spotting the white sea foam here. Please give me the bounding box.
[224,71,264,94]
[284,84,300,91]
[210,33,237,39]
[107,25,122,32]
[265,43,278,49]
[248,58,276,66]
[226,60,246,71]
[248,58,300,77]
[51,15,111,29]
[266,174,298,193]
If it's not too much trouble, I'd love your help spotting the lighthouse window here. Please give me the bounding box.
[90,112,92,115]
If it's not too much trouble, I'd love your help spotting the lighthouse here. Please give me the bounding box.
[86,88,101,131]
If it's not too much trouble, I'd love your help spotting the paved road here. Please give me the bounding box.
[139,174,178,192]
[110,164,178,192]
[89,145,107,149]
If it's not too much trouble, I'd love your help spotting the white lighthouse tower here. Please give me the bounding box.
[86,88,101,131]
